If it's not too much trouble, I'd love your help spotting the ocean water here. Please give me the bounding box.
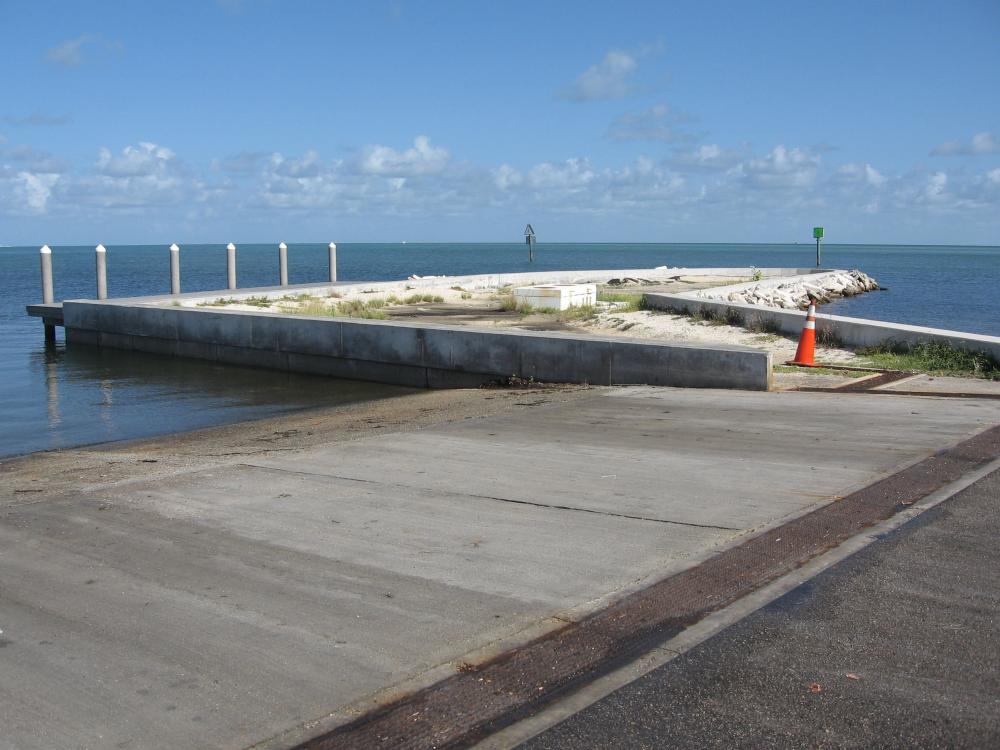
[1,242,997,459]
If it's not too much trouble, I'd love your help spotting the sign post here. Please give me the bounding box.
[813,226,824,267]
[524,224,536,263]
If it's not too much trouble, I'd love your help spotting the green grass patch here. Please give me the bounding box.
[689,306,744,327]
[498,295,522,312]
[285,298,389,320]
[460,291,473,300]
[557,304,597,322]
[198,295,272,308]
[857,341,1000,380]
[402,293,444,304]
[597,291,648,313]
[744,314,782,335]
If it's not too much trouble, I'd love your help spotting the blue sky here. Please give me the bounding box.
[1,0,998,245]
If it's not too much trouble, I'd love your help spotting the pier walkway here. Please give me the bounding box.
[1,385,998,749]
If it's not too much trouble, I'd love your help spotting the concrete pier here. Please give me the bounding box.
[62,300,773,391]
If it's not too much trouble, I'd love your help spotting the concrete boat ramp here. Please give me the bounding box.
[2,384,999,749]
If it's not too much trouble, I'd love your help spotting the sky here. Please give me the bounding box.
[1,0,999,245]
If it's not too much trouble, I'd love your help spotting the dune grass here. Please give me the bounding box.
[286,298,389,320]
[198,295,273,308]
[857,341,1000,380]
[597,291,648,313]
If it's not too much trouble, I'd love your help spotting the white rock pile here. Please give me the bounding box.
[700,270,879,310]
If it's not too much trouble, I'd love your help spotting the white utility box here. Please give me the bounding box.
[513,283,597,311]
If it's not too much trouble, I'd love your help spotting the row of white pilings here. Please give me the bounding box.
[38,242,339,303]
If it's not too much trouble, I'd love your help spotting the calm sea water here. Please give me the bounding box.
[1,242,997,459]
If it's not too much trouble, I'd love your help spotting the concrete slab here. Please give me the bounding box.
[1,387,998,750]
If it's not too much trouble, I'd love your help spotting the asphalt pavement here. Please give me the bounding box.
[520,468,1000,749]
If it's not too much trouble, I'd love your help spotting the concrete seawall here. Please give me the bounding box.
[645,292,1000,360]
[63,301,773,391]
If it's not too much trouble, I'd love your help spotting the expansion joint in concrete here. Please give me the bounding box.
[237,462,741,531]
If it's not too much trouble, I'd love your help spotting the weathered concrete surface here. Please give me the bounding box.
[62,301,773,390]
[1,387,999,750]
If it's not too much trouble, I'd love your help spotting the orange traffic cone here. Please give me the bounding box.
[788,302,817,366]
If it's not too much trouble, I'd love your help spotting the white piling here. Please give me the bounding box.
[40,245,54,304]
[278,242,288,286]
[227,243,237,290]
[39,245,55,341]
[328,242,337,282]
[95,244,108,300]
[169,243,181,295]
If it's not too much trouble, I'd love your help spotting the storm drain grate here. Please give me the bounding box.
[294,424,1000,750]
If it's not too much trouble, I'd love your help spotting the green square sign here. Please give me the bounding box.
[813,227,824,239]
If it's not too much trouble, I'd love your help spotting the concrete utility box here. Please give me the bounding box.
[513,284,597,311]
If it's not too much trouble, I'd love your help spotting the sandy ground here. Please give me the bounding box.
[570,305,862,365]
[197,276,863,368]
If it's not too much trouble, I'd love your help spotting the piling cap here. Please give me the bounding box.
[170,243,179,251]
[329,242,337,249]
[40,245,51,254]
[96,244,106,253]
[278,241,287,250]
[227,242,236,251]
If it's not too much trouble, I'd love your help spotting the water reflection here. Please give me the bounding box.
[43,342,61,429]
[12,344,414,459]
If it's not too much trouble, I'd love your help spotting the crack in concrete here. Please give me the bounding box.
[236,462,741,532]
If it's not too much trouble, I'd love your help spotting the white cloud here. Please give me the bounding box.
[45,35,122,68]
[96,142,176,177]
[558,51,637,101]
[527,158,597,190]
[739,145,821,189]
[669,144,743,171]
[5,145,71,174]
[3,112,72,127]
[493,164,522,190]
[923,172,948,201]
[45,35,95,67]
[271,150,323,178]
[606,104,695,143]
[15,172,59,213]
[6,135,1000,234]
[834,162,886,187]
[213,151,269,174]
[359,135,449,176]
[66,142,188,211]
[931,131,999,156]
